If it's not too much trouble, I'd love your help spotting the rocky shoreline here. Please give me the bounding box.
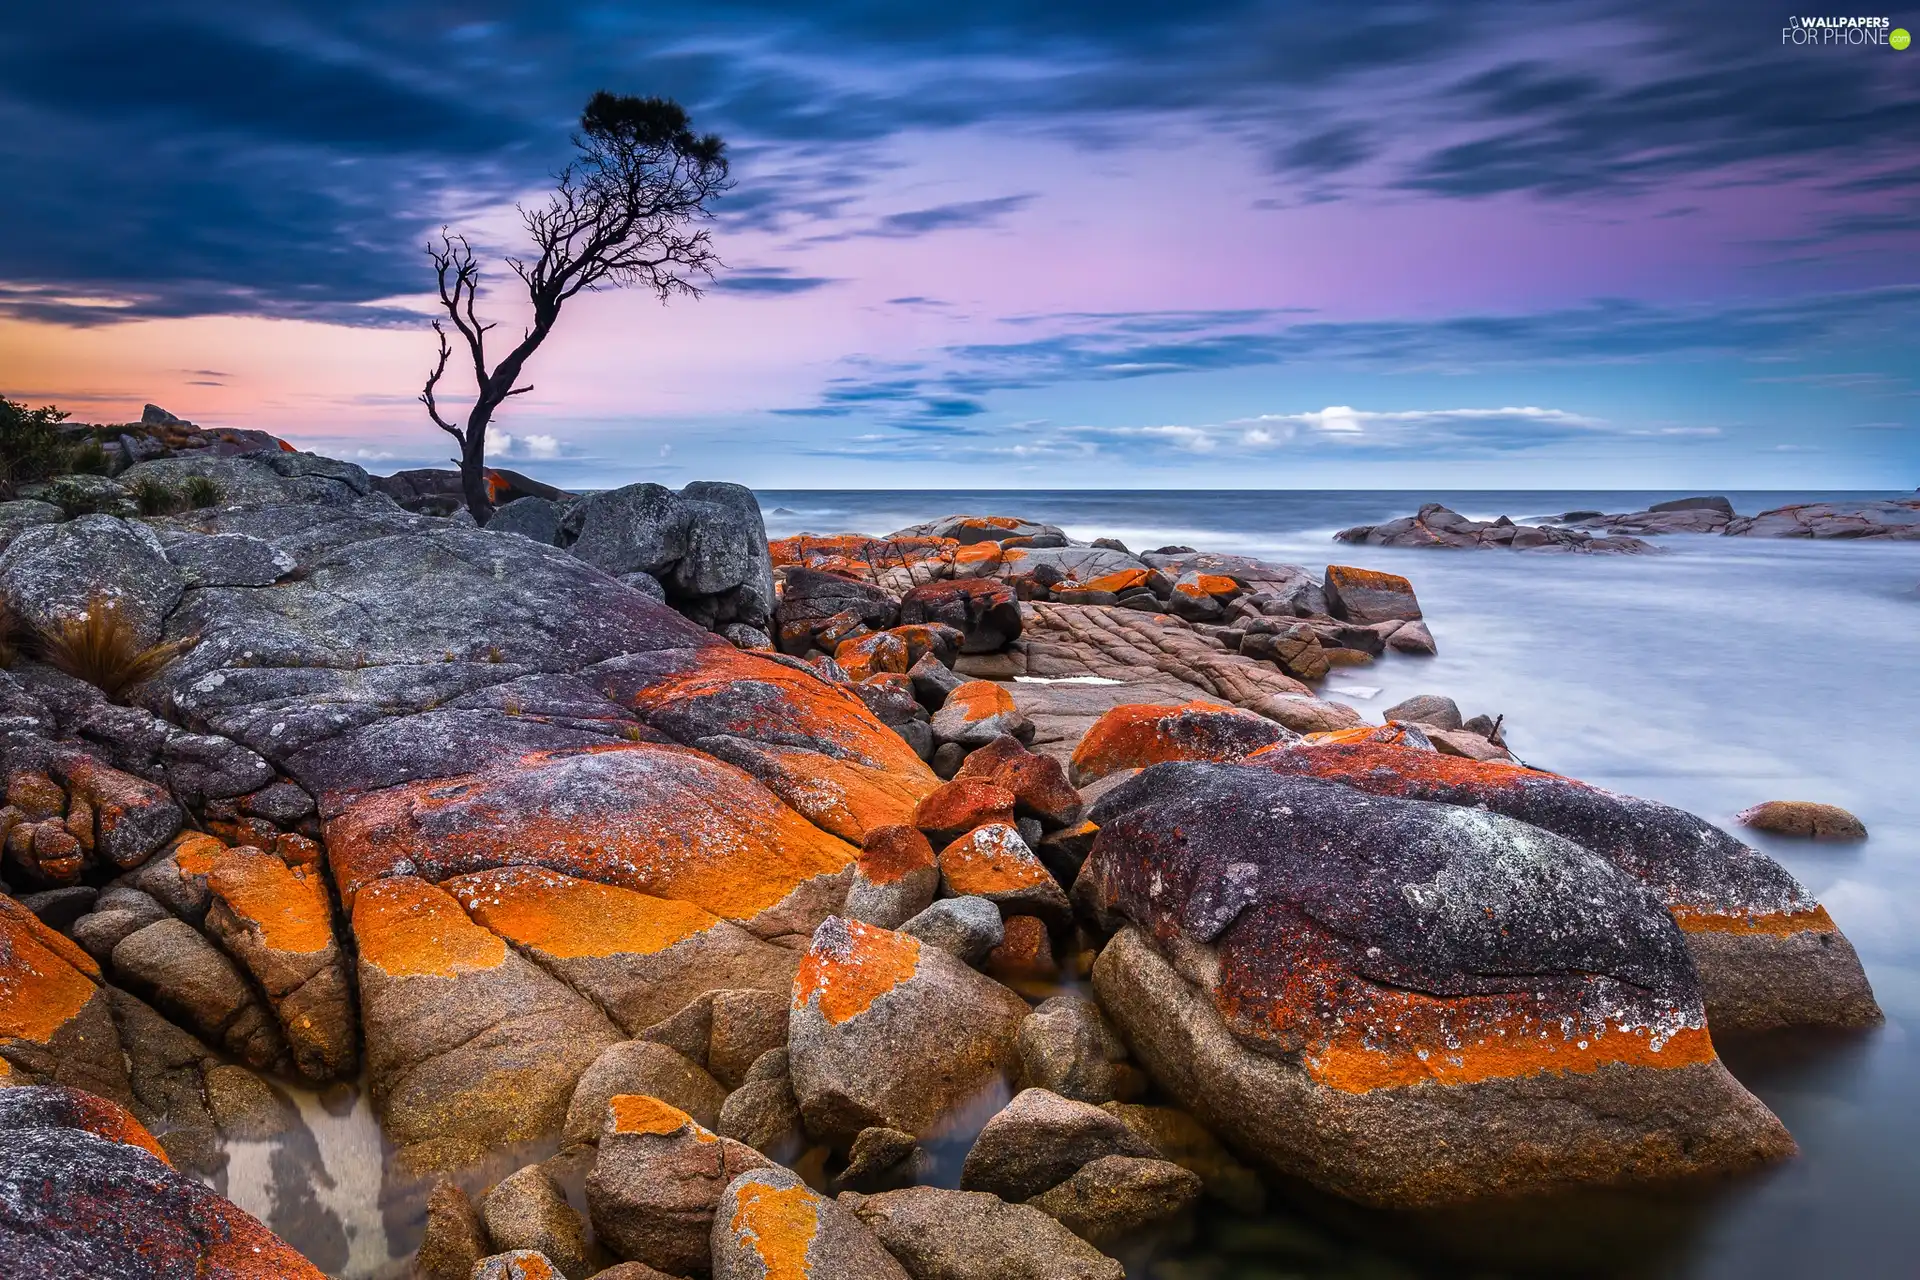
[1338,493,1920,551]
[0,419,1885,1278]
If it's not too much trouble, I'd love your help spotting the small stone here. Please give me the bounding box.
[1381,693,1463,731]
[960,1088,1157,1201]
[832,1126,924,1193]
[708,988,791,1089]
[471,1250,562,1280]
[565,1041,728,1144]
[899,896,1004,965]
[1025,1155,1201,1249]
[413,1175,490,1280]
[1736,801,1868,841]
[1017,995,1136,1105]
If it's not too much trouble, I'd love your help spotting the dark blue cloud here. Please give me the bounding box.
[708,267,842,295]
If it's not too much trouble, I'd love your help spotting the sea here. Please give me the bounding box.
[238,490,1920,1279]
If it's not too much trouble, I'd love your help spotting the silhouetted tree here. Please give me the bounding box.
[422,92,730,521]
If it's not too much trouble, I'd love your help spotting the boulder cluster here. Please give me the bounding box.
[0,445,1885,1280]
[1346,493,1920,549]
[1336,503,1656,554]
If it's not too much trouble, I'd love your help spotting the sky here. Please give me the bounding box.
[1,1,1917,490]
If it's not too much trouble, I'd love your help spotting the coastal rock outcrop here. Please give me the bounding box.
[1083,762,1795,1205]
[1335,504,1655,554]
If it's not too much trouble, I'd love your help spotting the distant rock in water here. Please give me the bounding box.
[1334,503,1656,554]
[1725,497,1920,540]
[1737,800,1868,840]
[1556,496,1737,536]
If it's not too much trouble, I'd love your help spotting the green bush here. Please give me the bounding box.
[183,475,223,508]
[0,398,75,497]
[69,439,110,475]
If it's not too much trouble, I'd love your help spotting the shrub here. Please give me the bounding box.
[130,477,180,517]
[0,398,74,497]
[183,475,223,508]
[69,440,110,475]
[35,595,192,700]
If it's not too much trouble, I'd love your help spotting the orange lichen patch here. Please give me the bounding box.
[885,624,958,664]
[858,825,936,886]
[446,865,721,960]
[0,897,101,1044]
[1671,904,1838,937]
[606,1093,709,1139]
[170,831,228,878]
[1081,568,1150,595]
[794,917,923,1025]
[327,744,862,923]
[1070,701,1281,784]
[207,846,336,955]
[1175,573,1240,599]
[721,742,935,845]
[947,680,1017,724]
[913,779,1017,842]
[623,645,935,779]
[1247,739,1533,784]
[939,824,1054,897]
[1310,1018,1716,1094]
[834,631,910,681]
[351,877,508,979]
[1325,564,1414,593]
[484,469,510,503]
[729,1179,820,1280]
[768,534,957,576]
[953,541,1004,573]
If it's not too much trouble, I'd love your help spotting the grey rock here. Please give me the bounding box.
[1381,693,1463,731]
[72,893,171,964]
[17,885,97,932]
[715,1049,807,1163]
[900,896,1004,964]
[483,1164,591,1280]
[159,531,294,587]
[486,496,565,545]
[847,1185,1125,1280]
[239,779,315,824]
[249,448,373,496]
[908,652,965,709]
[960,1088,1157,1201]
[110,918,287,1071]
[832,1125,924,1193]
[160,732,276,804]
[0,514,184,645]
[618,570,667,603]
[0,499,61,551]
[1017,995,1134,1105]
[1024,1155,1201,1250]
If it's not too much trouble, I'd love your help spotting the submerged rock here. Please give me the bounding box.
[1084,763,1795,1206]
[1736,800,1868,841]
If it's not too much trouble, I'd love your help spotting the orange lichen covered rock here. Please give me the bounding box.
[352,876,623,1171]
[788,916,1030,1142]
[1081,568,1151,595]
[845,825,940,930]
[1322,564,1422,624]
[1249,741,1880,1031]
[329,744,863,938]
[835,631,912,682]
[1083,763,1794,1206]
[897,578,1021,653]
[938,824,1071,927]
[54,754,184,870]
[930,680,1031,748]
[1068,701,1297,786]
[586,1093,773,1274]
[203,844,357,1081]
[604,643,935,781]
[714,1164,910,1279]
[913,779,1017,847]
[984,914,1060,995]
[0,1084,328,1278]
[1297,721,1431,749]
[447,866,800,1035]
[696,737,936,846]
[953,734,1084,830]
[0,897,131,1104]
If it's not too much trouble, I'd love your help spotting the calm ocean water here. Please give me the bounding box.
[757,490,1920,1280]
[230,490,1920,1279]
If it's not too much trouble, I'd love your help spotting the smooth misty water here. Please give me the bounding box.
[229,490,1920,1279]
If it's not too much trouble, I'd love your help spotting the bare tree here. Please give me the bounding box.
[422,92,730,521]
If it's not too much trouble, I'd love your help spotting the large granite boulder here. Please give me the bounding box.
[897,578,1022,653]
[1083,763,1795,1206]
[787,916,1030,1142]
[1250,742,1881,1032]
[775,567,900,655]
[555,480,776,632]
[0,514,183,645]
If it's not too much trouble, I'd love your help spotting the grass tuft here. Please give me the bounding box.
[183,475,222,508]
[130,477,180,517]
[0,598,18,669]
[69,440,110,475]
[36,595,193,699]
